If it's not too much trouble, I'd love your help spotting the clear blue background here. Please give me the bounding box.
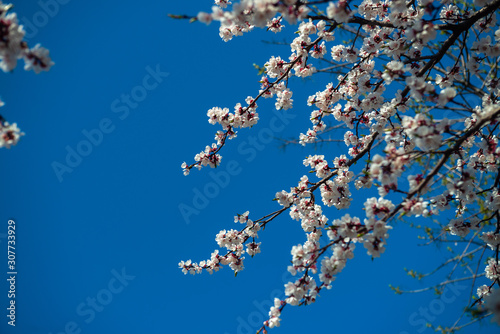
[0,1,498,334]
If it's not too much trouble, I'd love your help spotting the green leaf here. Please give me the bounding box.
[253,63,266,76]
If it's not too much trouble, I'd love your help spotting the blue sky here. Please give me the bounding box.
[0,1,498,334]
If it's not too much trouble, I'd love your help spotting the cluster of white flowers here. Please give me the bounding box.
[0,117,23,148]
[284,176,329,232]
[480,232,500,250]
[446,161,482,206]
[364,197,395,219]
[181,96,259,175]
[485,258,500,281]
[303,155,330,178]
[179,211,262,274]
[264,56,287,78]
[402,114,447,151]
[331,45,358,62]
[196,0,311,41]
[447,216,481,237]
[320,178,352,209]
[0,2,53,73]
[467,136,500,173]
[332,214,362,239]
[267,17,284,33]
[326,0,355,23]
[477,284,492,299]
[275,88,293,110]
[207,99,259,132]
[181,144,221,176]
[369,146,410,196]
[401,198,430,217]
[179,0,500,330]
[264,298,283,328]
[0,2,53,149]
[439,4,462,22]
[472,35,500,58]
[381,60,405,84]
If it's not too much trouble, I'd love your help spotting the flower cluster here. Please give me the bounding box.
[207,99,259,132]
[369,147,410,196]
[181,97,258,175]
[485,258,500,281]
[0,2,53,73]
[177,0,500,331]
[447,216,481,237]
[0,2,53,149]
[196,0,311,42]
[0,115,23,148]
[264,298,283,328]
[179,211,261,274]
[401,114,447,151]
